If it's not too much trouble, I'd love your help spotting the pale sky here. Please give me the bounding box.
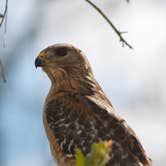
[0,0,166,166]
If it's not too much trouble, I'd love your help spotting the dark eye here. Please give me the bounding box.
[55,47,68,56]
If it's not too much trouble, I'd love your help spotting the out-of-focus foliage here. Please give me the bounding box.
[76,141,112,166]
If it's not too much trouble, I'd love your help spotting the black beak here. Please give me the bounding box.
[35,57,45,68]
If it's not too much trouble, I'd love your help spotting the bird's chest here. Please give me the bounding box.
[43,110,75,166]
[43,99,101,152]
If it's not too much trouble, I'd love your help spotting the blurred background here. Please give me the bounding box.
[0,0,166,165]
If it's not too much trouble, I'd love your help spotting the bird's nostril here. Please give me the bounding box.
[35,57,45,68]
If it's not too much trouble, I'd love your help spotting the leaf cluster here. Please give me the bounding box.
[76,141,112,166]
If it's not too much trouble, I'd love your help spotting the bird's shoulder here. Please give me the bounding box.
[45,90,124,131]
[44,91,151,165]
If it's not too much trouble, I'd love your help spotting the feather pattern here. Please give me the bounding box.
[45,91,151,166]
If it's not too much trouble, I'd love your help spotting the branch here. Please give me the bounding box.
[0,59,6,83]
[0,0,8,82]
[85,0,133,49]
[0,0,8,27]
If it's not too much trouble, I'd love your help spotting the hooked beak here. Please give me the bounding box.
[35,52,48,68]
[35,57,45,68]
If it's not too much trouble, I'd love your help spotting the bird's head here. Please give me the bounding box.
[35,44,94,91]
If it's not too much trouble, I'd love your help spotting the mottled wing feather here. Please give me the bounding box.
[46,92,150,165]
[46,97,101,157]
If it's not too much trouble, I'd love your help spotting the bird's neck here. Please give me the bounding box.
[48,72,101,97]
[46,71,112,109]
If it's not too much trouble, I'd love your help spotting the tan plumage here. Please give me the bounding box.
[35,43,152,166]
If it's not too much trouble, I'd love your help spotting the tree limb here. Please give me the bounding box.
[85,0,133,49]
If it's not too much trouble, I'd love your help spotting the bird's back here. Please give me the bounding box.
[43,90,151,166]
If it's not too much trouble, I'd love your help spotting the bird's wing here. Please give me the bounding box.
[45,91,151,165]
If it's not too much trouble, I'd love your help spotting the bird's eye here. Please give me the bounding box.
[55,47,68,57]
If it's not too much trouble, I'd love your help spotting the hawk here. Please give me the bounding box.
[35,44,152,166]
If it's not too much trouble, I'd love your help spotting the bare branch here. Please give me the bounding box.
[85,0,133,49]
[3,6,7,48]
[0,0,8,47]
[0,0,8,27]
[0,0,8,82]
[0,59,6,83]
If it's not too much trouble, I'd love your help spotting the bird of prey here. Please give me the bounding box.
[35,44,152,166]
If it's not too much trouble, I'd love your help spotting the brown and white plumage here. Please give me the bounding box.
[35,44,152,166]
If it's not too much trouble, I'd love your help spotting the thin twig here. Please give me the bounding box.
[85,0,133,49]
[0,0,8,83]
[0,59,6,83]
[0,0,8,27]
[3,5,8,48]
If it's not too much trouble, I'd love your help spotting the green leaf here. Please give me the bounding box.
[76,141,112,166]
[76,149,85,166]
